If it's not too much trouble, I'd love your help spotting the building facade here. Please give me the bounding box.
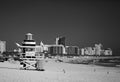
[65,46,79,56]
[0,40,6,53]
[44,45,65,56]
[81,43,112,56]
[56,36,65,46]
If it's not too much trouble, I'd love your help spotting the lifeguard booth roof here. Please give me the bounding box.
[25,33,33,40]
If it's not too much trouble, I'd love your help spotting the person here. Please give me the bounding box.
[63,69,66,73]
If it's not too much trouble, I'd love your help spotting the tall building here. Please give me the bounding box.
[81,48,85,55]
[45,45,65,56]
[56,36,65,46]
[0,40,6,53]
[66,46,79,55]
[48,46,63,55]
[94,43,103,55]
[55,37,59,45]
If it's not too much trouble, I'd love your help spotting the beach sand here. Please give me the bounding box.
[0,60,120,82]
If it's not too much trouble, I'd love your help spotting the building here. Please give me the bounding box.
[0,40,6,53]
[81,48,85,55]
[35,41,45,53]
[56,36,65,46]
[16,33,113,57]
[81,43,112,56]
[83,47,95,55]
[44,44,66,56]
[65,46,79,56]
[48,46,63,55]
[104,48,112,55]
[94,43,103,55]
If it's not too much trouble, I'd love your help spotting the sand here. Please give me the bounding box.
[0,60,120,82]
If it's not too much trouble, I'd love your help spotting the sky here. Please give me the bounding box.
[0,0,120,55]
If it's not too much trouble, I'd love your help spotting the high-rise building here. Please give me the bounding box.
[46,45,65,56]
[55,37,59,45]
[0,40,6,53]
[81,48,85,55]
[94,43,103,55]
[56,36,65,46]
[66,46,79,55]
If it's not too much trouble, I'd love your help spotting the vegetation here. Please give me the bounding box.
[67,57,120,67]
[2,51,21,61]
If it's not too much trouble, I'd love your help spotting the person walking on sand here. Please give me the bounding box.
[63,69,66,73]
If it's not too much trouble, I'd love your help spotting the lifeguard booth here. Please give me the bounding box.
[16,33,44,71]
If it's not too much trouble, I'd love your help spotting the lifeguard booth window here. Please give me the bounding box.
[21,48,36,58]
[25,48,35,51]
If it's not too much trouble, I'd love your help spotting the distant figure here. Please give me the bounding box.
[63,69,66,73]
[94,68,96,72]
[107,71,109,74]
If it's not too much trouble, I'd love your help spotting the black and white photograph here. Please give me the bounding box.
[0,0,120,82]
